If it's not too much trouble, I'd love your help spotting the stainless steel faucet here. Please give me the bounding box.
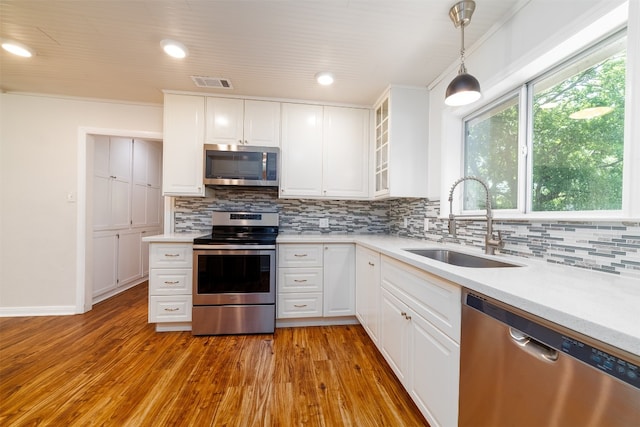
[448,176,504,255]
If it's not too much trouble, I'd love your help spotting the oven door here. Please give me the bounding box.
[193,247,275,305]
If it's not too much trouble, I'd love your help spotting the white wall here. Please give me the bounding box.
[0,93,162,315]
[428,0,638,217]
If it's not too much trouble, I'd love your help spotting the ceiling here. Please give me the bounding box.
[0,0,523,106]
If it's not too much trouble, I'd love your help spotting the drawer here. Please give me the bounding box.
[277,292,323,318]
[150,243,192,268]
[381,255,461,342]
[278,267,323,292]
[149,269,192,295]
[148,295,192,322]
[278,244,323,268]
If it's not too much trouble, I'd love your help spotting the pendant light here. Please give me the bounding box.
[445,1,481,106]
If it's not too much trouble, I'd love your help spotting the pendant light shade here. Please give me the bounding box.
[444,1,481,106]
[445,72,481,106]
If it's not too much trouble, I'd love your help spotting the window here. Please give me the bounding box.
[463,31,627,215]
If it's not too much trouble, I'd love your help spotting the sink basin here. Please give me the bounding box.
[404,249,520,268]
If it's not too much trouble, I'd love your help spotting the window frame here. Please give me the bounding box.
[460,29,628,219]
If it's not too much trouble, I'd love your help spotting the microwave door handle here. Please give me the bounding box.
[262,152,267,180]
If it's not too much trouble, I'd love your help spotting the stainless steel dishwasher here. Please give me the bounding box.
[459,290,640,427]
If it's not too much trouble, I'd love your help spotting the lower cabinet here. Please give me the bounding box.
[92,227,160,303]
[355,245,381,344]
[277,243,355,321]
[148,242,193,331]
[377,254,461,427]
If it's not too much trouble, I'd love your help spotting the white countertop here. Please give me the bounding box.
[145,232,640,356]
[278,234,640,357]
[142,232,206,243]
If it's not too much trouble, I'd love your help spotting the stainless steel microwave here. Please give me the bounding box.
[203,144,279,187]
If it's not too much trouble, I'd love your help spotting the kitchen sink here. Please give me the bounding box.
[404,249,520,268]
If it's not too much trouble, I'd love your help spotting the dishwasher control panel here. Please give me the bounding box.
[560,337,639,389]
[466,292,639,390]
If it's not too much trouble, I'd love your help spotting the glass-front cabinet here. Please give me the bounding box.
[373,86,429,199]
[375,98,389,194]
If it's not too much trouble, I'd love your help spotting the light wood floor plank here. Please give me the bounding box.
[0,282,429,426]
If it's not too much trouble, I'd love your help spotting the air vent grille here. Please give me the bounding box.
[190,76,233,89]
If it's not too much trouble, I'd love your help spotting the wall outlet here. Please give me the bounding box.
[403,218,408,228]
[424,218,429,232]
[319,218,329,228]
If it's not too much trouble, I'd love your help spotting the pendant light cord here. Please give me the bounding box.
[459,23,468,74]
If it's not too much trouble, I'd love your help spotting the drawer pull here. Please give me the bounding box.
[164,253,180,257]
[294,254,308,257]
[164,307,180,312]
[294,304,308,308]
[368,262,375,266]
[164,280,180,285]
[294,279,308,283]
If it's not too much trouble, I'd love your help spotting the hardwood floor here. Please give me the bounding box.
[0,283,429,426]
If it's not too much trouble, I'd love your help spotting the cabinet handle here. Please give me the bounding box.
[293,279,308,283]
[294,304,308,308]
[400,312,412,320]
[164,253,180,257]
[110,175,117,179]
[368,262,375,266]
[164,280,180,285]
[294,254,307,257]
[164,307,180,312]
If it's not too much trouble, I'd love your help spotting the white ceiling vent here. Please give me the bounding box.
[190,76,233,89]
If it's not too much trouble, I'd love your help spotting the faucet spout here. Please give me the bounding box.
[447,176,503,255]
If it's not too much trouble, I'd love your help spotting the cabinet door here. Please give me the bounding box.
[244,100,280,147]
[147,141,162,188]
[110,178,131,229]
[117,231,142,285]
[163,93,205,196]
[410,312,460,427]
[205,97,244,145]
[146,186,162,227]
[280,103,323,198]
[93,232,118,297]
[380,288,410,385]
[109,137,132,182]
[131,183,147,227]
[355,246,380,343]
[323,106,369,198]
[132,139,148,185]
[323,244,355,317]
[92,174,111,229]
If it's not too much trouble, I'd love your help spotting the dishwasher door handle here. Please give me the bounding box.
[509,328,559,362]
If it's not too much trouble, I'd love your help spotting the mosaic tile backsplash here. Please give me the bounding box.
[174,188,640,279]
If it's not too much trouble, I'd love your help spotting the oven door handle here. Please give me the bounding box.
[193,244,276,250]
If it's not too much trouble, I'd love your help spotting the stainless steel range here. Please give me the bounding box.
[192,212,278,335]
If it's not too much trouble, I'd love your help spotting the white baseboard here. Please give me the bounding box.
[276,316,359,328]
[0,305,77,317]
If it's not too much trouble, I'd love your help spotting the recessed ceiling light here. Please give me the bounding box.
[315,72,334,86]
[1,40,34,58]
[569,106,613,120]
[161,39,188,59]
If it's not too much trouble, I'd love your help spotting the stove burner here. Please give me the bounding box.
[194,211,279,246]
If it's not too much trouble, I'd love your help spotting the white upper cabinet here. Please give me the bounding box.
[323,106,369,198]
[280,103,370,199]
[93,135,132,230]
[132,139,162,228]
[280,103,324,197]
[374,86,428,199]
[205,98,280,147]
[162,93,205,196]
